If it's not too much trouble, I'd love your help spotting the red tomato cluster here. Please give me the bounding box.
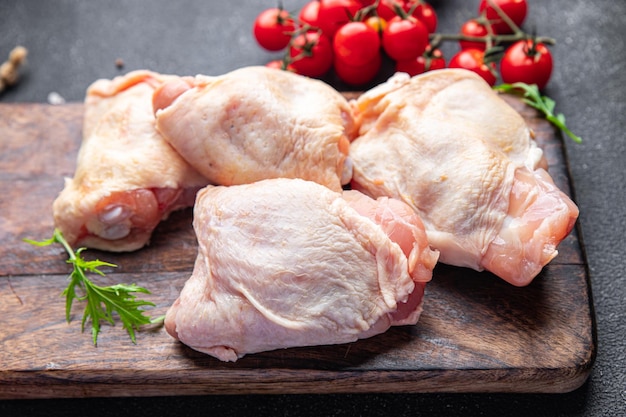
[448,0,552,89]
[252,0,439,86]
[252,0,554,89]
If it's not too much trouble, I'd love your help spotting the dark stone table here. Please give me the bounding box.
[1,0,624,415]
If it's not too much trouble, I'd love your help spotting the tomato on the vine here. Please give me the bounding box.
[252,0,551,90]
[478,0,527,34]
[334,52,382,86]
[253,8,296,52]
[459,19,492,50]
[500,39,553,90]
[410,1,437,33]
[289,31,334,77]
[333,21,381,67]
[299,1,321,27]
[448,48,496,86]
[395,46,445,76]
[382,16,429,62]
[377,1,438,33]
[427,49,446,71]
[317,0,362,39]
[365,15,387,34]
[376,0,400,21]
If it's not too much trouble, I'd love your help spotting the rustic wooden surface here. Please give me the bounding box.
[0,96,596,399]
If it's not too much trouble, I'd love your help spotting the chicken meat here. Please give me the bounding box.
[53,70,208,252]
[349,69,578,286]
[153,66,356,192]
[165,178,439,361]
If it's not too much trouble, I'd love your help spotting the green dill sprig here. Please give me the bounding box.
[494,82,583,144]
[25,229,163,345]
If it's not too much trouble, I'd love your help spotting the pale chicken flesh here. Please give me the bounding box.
[164,178,439,362]
[350,69,578,286]
[52,70,208,252]
[153,66,356,192]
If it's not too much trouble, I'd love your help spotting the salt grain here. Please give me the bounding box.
[47,91,66,105]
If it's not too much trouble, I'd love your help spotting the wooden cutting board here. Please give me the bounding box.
[0,95,596,399]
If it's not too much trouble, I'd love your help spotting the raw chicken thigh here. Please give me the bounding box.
[350,69,578,286]
[353,69,547,171]
[153,66,356,192]
[53,70,208,252]
[165,178,439,362]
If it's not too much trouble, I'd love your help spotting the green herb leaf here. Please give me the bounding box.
[493,82,583,144]
[24,229,158,345]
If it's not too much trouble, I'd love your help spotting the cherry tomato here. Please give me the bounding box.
[365,15,387,35]
[334,52,382,86]
[299,1,321,27]
[253,8,296,52]
[317,0,362,39]
[426,49,446,70]
[289,31,334,77]
[382,16,429,62]
[333,21,381,67]
[500,39,553,90]
[395,46,445,76]
[478,0,527,34]
[409,1,437,33]
[448,48,496,86]
[459,19,492,50]
[376,0,400,21]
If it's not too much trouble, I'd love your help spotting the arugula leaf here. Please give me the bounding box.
[494,82,583,144]
[25,229,161,345]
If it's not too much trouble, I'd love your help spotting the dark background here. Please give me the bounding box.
[1,0,624,415]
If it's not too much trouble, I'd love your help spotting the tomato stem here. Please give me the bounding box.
[429,32,554,50]
[430,0,553,50]
[354,1,380,22]
[392,3,410,20]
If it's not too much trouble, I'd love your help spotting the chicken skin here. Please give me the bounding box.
[165,178,439,361]
[350,69,578,286]
[53,70,208,252]
[153,66,356,192]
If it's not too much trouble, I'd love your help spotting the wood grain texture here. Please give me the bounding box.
[0,96,596,399]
